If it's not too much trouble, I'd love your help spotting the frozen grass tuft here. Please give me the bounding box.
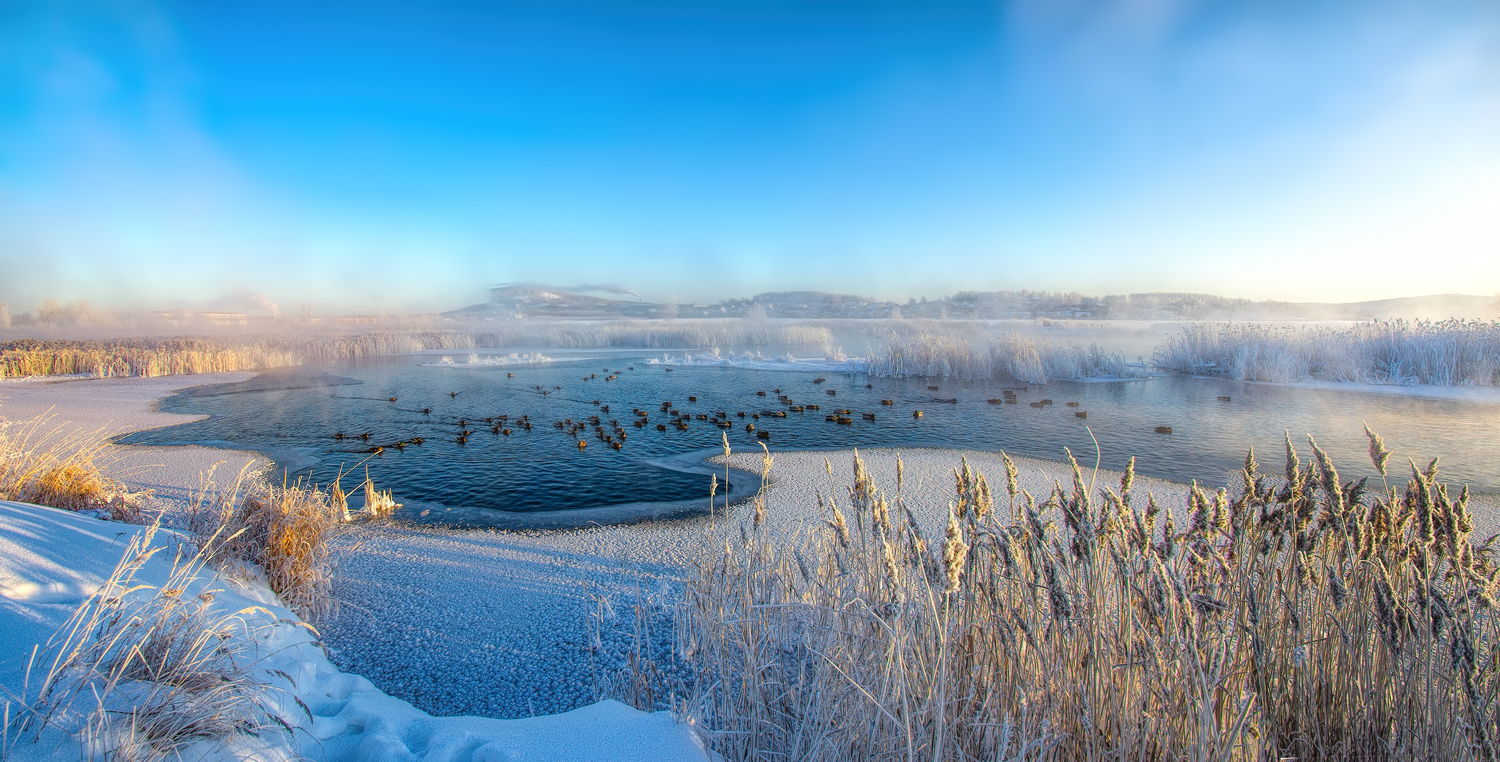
[186,466,353,622]
[0,414,148,521]
[8,525,292,761]
[665,439,1500,760]
[867,331,1143,383]
[1155,319,1500,385]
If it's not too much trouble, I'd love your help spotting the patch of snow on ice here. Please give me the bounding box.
[423,352,554,368]
[646,347,866,373]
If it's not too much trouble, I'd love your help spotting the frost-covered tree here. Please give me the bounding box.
[0,302,9,328]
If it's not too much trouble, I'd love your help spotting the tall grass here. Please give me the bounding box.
[8,525,293,761]
[867,331,1143,383]
[1155,319,1500,385]
[670,437,1498,760]
[0,320,835,380]
[0,414,147,521]
[184,466,355,622]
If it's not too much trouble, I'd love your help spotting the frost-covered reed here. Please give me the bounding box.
[669,439,1499,760]
[866,331,1143,383]
[184,466,357,622]
[0,320,835,379]
[1155,319,1500,385]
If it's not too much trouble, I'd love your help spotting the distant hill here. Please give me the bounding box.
[442,287,1499,322]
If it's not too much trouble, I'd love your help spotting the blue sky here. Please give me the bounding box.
[1,0,1497,314]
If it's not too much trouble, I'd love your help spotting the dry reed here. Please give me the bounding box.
[184,466,351,622]
[668,436,1499,760]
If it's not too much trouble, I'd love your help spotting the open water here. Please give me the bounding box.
[120,349,1500,527]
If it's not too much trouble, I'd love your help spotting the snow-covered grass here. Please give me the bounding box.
[1155,319,1500,385]
[667,442,1500,760]
[866,331,1144,383]
[11,523,292,761]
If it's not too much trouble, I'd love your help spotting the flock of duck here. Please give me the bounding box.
[330,364,1212,456]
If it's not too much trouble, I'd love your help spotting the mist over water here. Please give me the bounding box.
[119,349,1500,529]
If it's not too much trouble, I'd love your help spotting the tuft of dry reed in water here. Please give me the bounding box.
[664,435,1500,761]
[866,331,1143,384]
[6,525,294,761]
[0,414,148,521]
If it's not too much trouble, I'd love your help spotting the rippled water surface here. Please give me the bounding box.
[121,350,1500,526]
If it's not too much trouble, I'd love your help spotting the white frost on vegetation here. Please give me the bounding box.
[1153,319,1500,386]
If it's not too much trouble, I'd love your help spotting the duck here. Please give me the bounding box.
[912,411,923,419]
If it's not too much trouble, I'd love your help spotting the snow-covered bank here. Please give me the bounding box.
[645,348,865,373]
[0,501,709,761]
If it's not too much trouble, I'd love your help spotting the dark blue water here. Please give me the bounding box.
[121,350,1500,527]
